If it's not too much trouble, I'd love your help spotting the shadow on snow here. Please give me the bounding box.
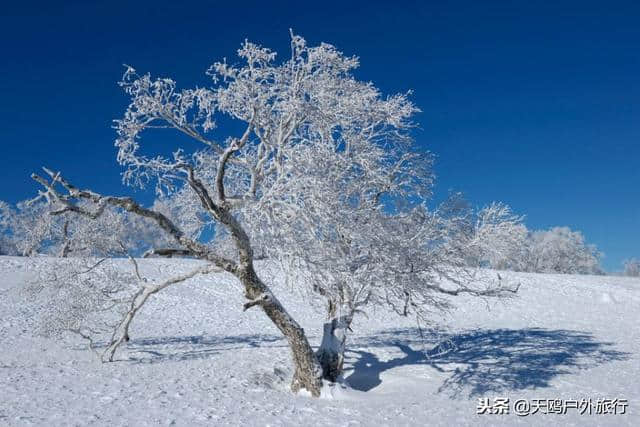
[344,328,629,397]
[108,327,628,397]
[120,333,285,363]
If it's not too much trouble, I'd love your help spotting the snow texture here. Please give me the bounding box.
[1,256,638,426]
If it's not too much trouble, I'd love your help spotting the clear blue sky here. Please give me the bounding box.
[1,1,638,271]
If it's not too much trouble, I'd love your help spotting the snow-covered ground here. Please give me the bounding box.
[1,256,638,426]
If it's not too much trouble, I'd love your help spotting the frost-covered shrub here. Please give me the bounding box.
[462,202,528,270]
[524,226,602,275]
[23,258,136,339]
[623,258,640,277]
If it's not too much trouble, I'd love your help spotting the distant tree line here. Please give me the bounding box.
[0,195,613,276]
[428,197,603,275]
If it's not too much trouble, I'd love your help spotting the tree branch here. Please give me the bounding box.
[243,293,270,311]
[32,168,238,273]
[424,281,520,297]
[103,263,221,361]
[143,248,194,258]
[216,109,256,203]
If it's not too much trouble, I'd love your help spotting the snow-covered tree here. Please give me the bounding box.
[623,258,640,277]
[31,34,518,395]
[0,199,61,256]
[0,201,19,255]
[446,210,603,276]
[524,226,602,274]
[243,147,520,381]
[459,202,529,271]
[0,198,165,258]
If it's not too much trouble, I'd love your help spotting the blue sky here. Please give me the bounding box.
[0,1,638,270]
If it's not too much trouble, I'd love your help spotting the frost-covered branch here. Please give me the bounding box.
[103,263,221,361]
[32,168,237,273]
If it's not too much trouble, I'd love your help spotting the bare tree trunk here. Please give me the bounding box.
[206,186,323,396]
[60,221,71,258]
[238,266,323,396]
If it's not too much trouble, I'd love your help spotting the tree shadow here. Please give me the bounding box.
[345,328,630,397]
[121,333,285,363]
